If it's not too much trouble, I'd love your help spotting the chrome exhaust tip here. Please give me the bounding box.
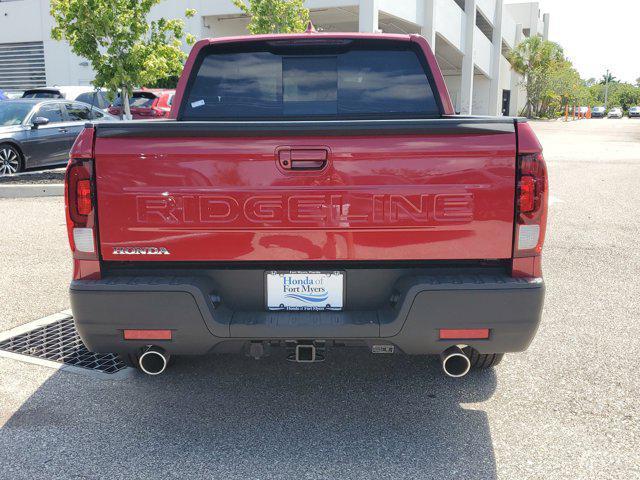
[440,346,471,378]
[138,347,169,376]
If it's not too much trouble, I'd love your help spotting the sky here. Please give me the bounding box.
[505,0,640,84]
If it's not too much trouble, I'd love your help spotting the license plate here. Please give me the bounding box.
[266,271,344,311]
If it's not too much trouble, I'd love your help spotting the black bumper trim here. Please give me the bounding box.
[70,273,544,355]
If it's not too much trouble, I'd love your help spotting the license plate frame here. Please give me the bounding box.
[265,271,345,311]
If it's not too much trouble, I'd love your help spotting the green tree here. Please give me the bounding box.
[600,72,618,85]
[508,36,565,117]
[50,0,196,119]
[585,77,597,87]
[609,83,640,111]
[542,60,590,116]
[588,83,605,104]
[232,0,310,34]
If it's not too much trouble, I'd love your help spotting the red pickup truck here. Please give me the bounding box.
[65,32,547,377]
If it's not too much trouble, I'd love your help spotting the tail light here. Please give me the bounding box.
[66,159,95,251]
[515,153,548,256]
[65,127,100,280]
[513,122,548,277]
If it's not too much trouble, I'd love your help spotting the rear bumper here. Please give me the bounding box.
[70,272,544,356]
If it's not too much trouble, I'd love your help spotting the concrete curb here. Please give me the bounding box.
[0,183,64,198]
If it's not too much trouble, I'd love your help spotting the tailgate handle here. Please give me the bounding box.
[278,148,328,171]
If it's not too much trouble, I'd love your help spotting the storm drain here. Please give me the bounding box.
[0,316,127,374]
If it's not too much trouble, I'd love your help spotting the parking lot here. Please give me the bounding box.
[0,118,638,479]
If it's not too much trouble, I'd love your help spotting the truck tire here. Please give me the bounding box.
[466,349,504,369]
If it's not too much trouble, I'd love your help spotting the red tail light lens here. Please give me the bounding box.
[76,179,92,216]
[518,175,535,213]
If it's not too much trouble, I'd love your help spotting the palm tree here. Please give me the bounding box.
[508,36,565,117]
[600,72,618,85]
[600,71,618,108]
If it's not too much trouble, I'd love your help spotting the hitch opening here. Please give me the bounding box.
[295,344,316,362]
[287,341,325,362]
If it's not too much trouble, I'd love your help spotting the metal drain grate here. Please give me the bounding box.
[0,317,127,374]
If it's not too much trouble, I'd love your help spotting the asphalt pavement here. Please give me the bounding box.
[0,118,638,479]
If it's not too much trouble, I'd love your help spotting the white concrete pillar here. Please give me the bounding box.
[460,0,477,115]
[359,0,379,33]
[488,0,504,116]
[543,13,550,41]
[529,4,539,37]
[509,23,523,116]
[421,0,436,47]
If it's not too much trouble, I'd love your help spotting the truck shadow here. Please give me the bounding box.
[3,351,497,479]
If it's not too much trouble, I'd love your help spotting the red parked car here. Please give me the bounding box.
[66,32,547,377]
[107,89,174,119]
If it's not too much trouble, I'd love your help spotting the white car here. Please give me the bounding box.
[629,106,640,118]
[608,107,623,119]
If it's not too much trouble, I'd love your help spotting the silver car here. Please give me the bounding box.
[0,99,115,175]
[607,107,623,119]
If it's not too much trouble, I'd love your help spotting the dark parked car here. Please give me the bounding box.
[22,86,110,110]
[0,99,115,175]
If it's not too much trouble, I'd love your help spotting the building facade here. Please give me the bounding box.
[0,0,549,116]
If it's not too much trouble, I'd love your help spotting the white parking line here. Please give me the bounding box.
[549,195,564,205]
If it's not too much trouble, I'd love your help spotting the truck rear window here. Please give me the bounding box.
[181,41,440,120]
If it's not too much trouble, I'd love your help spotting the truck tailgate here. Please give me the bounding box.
[94,120,516,262]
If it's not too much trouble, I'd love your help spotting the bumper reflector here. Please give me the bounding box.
[439,329,490,340]
[123,329,172,341]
